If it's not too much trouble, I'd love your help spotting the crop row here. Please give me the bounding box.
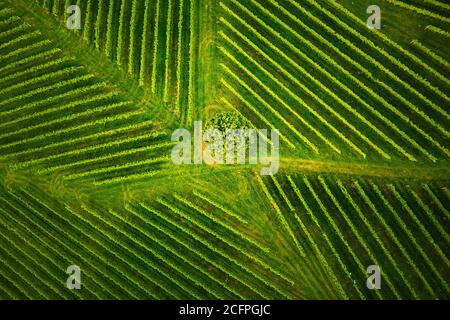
[35,0,199,125]
[0,11,175,186]
[261,174,450,299]
[219,0,449,161]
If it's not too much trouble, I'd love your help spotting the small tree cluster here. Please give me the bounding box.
[204,112,251,160]
[205,111,251,132]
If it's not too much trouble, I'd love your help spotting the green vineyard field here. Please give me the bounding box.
[0,0,449,300]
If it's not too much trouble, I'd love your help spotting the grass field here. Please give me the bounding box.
[0,0,449,299]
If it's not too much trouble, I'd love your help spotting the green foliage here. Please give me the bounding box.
[205,111,251,133]
[204,111,251,159]
[0,0,448,300]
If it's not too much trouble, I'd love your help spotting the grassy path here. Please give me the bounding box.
[279,158,450,180]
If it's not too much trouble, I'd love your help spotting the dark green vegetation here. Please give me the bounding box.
[0,0,449,299]
[205,111,250,134]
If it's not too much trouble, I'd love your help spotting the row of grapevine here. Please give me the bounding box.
[121,204,244,299]
[0,172,361,299]
[155,196,292,298]
[410,40,450,75]
[219,2,368,159]
[218,0,449,161]
[318,0,449,120]
[242,0,426,160]
[0,186,123,298]
[0,9,172,186]
[134,202,270,299]
[384,0,450,22]
[259,173,450,299]
[301,0,450,142]
[244,0,446,161]
[34,0,200,125]
[184,171,341,299]
[0,183,274,299]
